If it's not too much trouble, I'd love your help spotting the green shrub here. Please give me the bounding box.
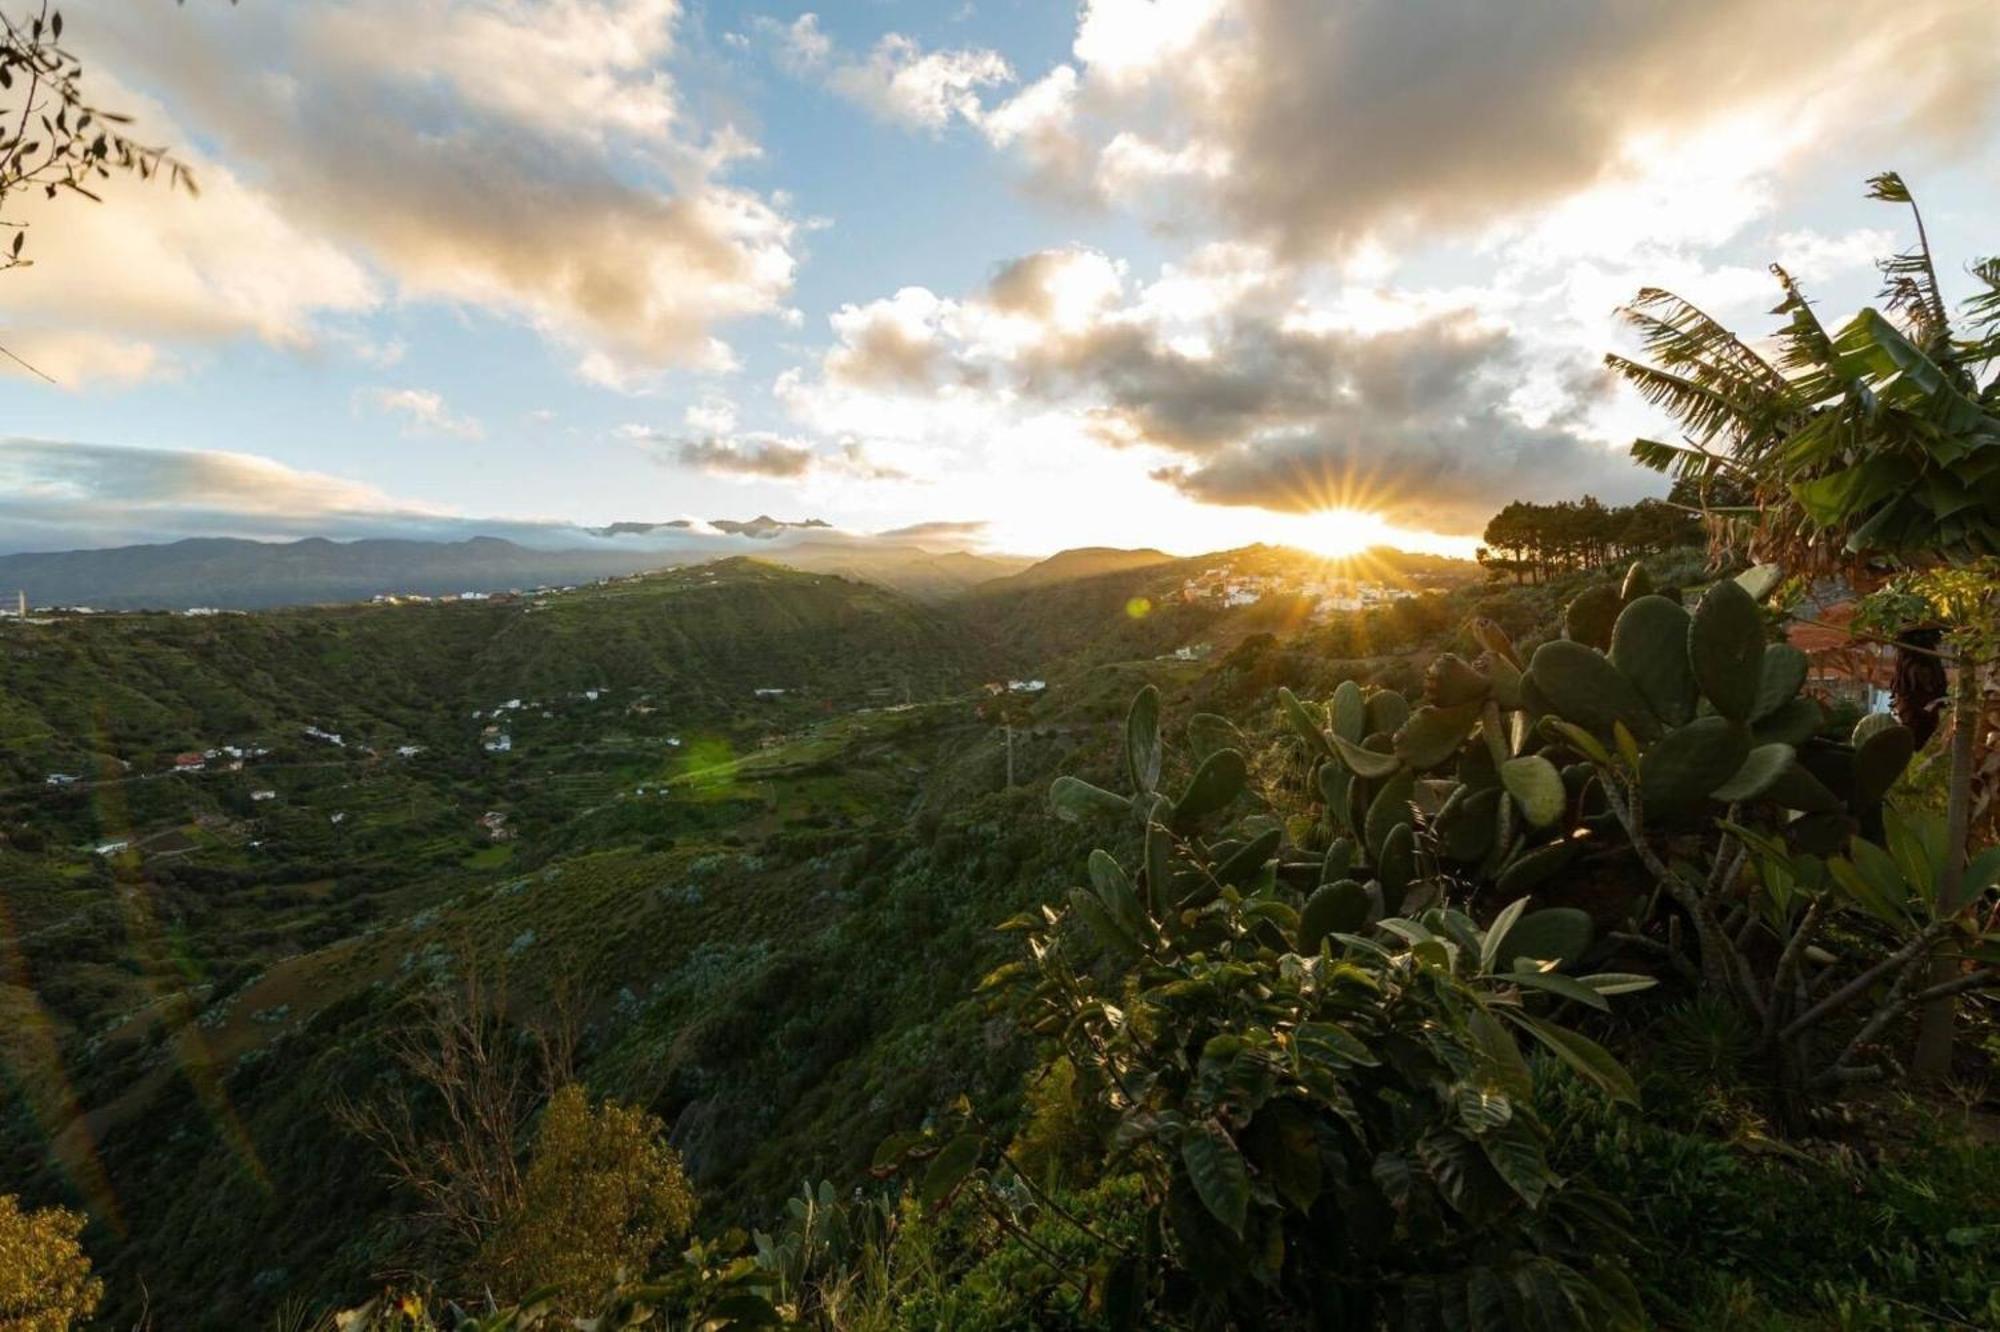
[1542,1073,2000,1329]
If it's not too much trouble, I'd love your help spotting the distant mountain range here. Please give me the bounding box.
[975,545,1176,593]
[0,529,1034,611]
[0,525,1475,613]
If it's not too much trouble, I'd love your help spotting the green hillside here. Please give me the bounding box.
[0,548,1489,1324]
[2,543,1995,1331]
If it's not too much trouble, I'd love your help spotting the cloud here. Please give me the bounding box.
[874,519,987,542]
[0,438,450,549]
[780,243,1646,533]
[0,438,931,555]
[41,0,798,383]
[980,0,2000,258]
[620,421,907,483]
[763,12,1013,134]
[672,433,818,478]
[357,387,486,440]
[0,73,377,388]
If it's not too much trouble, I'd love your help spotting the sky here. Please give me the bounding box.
[1,0,1997,559]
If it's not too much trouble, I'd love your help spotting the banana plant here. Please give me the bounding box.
[1606,171,2000,1077]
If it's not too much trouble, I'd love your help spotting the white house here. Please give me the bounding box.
[94,840,131,856]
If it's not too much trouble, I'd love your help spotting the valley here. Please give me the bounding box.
[0,543,1481,1324]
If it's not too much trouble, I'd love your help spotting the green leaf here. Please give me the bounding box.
[1069,886,1141,959]
[1299,879,1370,953]
[1319,835,1357,885]
[872,1130,924,1173]
[1543,718,1612,766]
[1329,679,1367,744]
[1143,820,1173,916]
[1318,758,1355,834]
[1711,742,1795,802]
[1279,686,1332,758]
[1214,827,1281,890]
[1575,972,1659,996]
[1502,969,1612,1010]
[1481,897,1531,974]
[1049,775,1131,823]
[1172,749,1248,830]
[1491,905,1594,968]
[1126,685,1163,794]
[1181,1120,1250,1237]
[1690,577,1765,722]
[1500,755,1566,828]
[1186,712,1244,763]
[1506,1013,1639,1105]
[1454,1084,1514,1133]
[1088,848,1150,940]
[920,1133,986,1209]
[1466,1006,1534,1102]
[1365,769,1417,859]
[1479,1123,1553,1209]
[1394,702,1481,770]
[1752,643,1809,721]
[1332,732,1403,780]
[1294,1020,1381,1069]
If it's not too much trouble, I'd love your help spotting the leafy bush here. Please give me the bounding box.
[879,684,1654,1329]
[477,1085,697,1310]
[1542,1074,2000,1329]
[0,1193,102,1331]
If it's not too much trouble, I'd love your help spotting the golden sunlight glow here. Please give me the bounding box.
[1278,507,1393,558]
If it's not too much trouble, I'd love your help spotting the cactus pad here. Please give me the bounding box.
[1690,578,1766,722]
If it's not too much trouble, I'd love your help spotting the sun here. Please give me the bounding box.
[1282,507,1393,558]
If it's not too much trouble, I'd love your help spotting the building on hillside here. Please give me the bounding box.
[251,789,277,802]
[482,729,513,754]
[44,772,79,787]
[479,810,513,841]
[1008,679,1047,694]
[396,745,425,758]
[754,687,788,697]
[173,752,207,771]
[303,725,345,747]
[94,840,131,856]
[1786,602,1894,714]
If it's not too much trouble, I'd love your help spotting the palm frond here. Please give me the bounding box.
[1767,264,1843,394]
[1603,354,1789,457]
[1867,170,1952,350]
[1616,287,1789,397]
[1630,437,1720,479]
[1960,257,2000,368]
